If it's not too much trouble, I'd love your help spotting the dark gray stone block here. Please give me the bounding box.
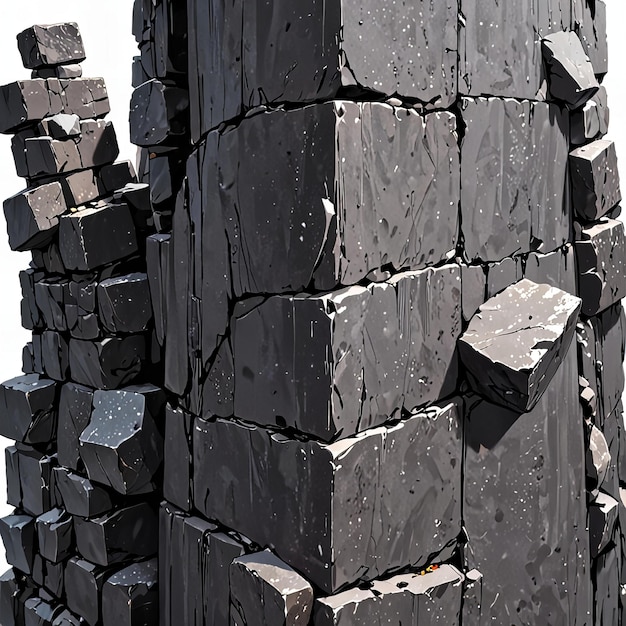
[65,557,116,626]
[3,183,67,252]
[230,550,313,626]
[34,277,70,332]
[58,203,138,271]
[40,330,69,382]
[0,79,63,134]
[68,336,146,390]
[129,79,188,148]
[74,502,157,566]
[57,78,110,120]
[24,596,62,626]
[485,257,522,300]
[0,374,57,444]
[233,264,460,440]
[98,161,137,195]
[313,564,463,625]
[56,382,93,471]
[57,169,101,207]
[589,493,618,558]
[53,467,113,519]
[0,514,36,575]
[159,504,247,626]
[593,544,619,626]
[79,385,164,495]
[459,0,570,100]
[464,343,592,624]
[34,64,83,80]
[24,137,82,178]
[6,446,21,509]
[524,246,578,296]
[542,31,599,109]
[0,568,25,626]
[571,87,610,146]
[459,279,582,412]
[74,120,119,169]
[16,447,58,517]
[36,508,73,564]
[576,218,626,316]
[194,400,462,593]
[573,0,608,76]
[570,139,621,222]
[163,404,192,511]
[17,23,86,70]
[101,559,158,626]
[145,234,170,346]
[97,273,151,334]
[460,97,570,262]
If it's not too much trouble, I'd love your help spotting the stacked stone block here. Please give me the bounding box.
[0,23,161,626]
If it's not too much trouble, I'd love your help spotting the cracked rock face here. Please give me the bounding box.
[459,279,581,412]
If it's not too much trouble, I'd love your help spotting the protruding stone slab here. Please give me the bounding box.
[194,400,462,593]
[542,31,599,109]
[230,550,313,626]
[570,139,621,222]
[101,559,158,626]
[314,564,463,625]
[459,279,582,412]
[79,385,164,495]
[576,218,626,317]
[74,502,157,566]
[3,183,67,252]
[233,264,460,440]
[36,508,73,564]
[17,23,86,70]
[24,596,62,625]
[460,97,570,262]
[58,203,138,271]
[0,374,57,444]
[13,446,58,517]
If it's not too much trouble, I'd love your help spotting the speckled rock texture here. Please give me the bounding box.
[0,3,623,625]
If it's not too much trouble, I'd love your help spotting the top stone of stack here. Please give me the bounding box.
[17,23,85,70]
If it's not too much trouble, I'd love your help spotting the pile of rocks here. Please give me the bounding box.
[0,23,161,626]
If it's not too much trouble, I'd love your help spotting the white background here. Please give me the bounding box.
[0,3,624,574]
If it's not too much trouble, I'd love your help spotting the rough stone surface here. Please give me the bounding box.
[17,23,86,70]
[459,279,582,412]
[233,264,461,440]
[194,400,462,593]
[460,98,570,262]
[570,139,621,222]
[575,218,626,317]
[230,550,314,626]
[464,343,592,625]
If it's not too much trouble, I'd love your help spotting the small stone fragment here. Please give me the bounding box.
[459,279,582,412]
[41,113,81,139]
[589,492,619,558]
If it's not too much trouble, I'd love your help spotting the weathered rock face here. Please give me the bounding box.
[0,2,622,625]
